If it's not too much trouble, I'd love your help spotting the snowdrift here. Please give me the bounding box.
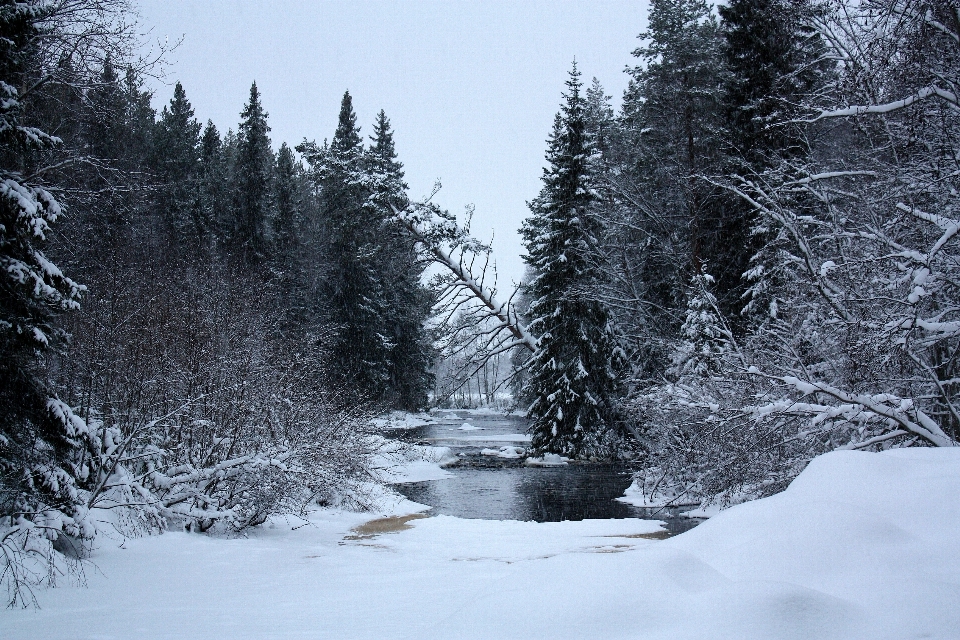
[2,448,957,639]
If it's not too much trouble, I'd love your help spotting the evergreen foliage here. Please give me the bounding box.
[300,95,433,409]
[273,142,299,260]
[367,110,434,410]
[153,82,202,248]
[0,0,92,560]
[233,82,273,263]
[622,0,726,291]
[199,120,230,243]
[670,272,727,377]
[312,91,393,401]
[521,64,626,458]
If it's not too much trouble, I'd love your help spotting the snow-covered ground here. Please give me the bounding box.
[368,437,459,484]
[4,448,959,639]
[371,411,436,430]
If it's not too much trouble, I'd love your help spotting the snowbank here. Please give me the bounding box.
[525,453,570,466]
[617,478,699,508]
[480,446,525,459]
[370,411,435,430]
[368,438,458,484]
[3,448,958,639]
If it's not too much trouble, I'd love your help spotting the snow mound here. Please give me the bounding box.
[525,453,570,466]
[457,422,483,431]
[6,448,960,639]
[368,438,457,484]
[480,446,525,459]
[617,478,698,508]
[458,433,532,443]
[370,411,435,430]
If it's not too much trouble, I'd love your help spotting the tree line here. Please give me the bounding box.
[0,0,432,604]
[515,0,960,503]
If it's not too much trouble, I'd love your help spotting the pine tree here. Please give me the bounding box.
[0,1,91,552]
[273,142,299,262]
[621,0,725,279]
[153,81,202,247]
[521,64,626,458]
[199,120,230,244]
[317,91,393,401]
[670,271,728,377]
[233,82,273,263]
[367,110,434,410]
[584,77,615,159]
[85,56,126,163]
[720,0,827,166]
[718,0,830,318]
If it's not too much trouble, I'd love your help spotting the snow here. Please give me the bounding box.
[525,453,570,466]
[458,422,483,431]
[457,433,532,443]
[679,504,722,518]
[617,479,698,509]
[481,446,525,459]
[3,448,959,639]
[371,411,436,430]
[368,438,458,484]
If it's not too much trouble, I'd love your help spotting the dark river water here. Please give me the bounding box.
[391,410,704,536]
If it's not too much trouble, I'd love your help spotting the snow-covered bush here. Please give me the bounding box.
[628,0,960,509]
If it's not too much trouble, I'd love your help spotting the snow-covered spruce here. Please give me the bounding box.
[520,63,626,458]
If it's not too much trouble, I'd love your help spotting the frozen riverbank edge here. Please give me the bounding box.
[3,446,958,639]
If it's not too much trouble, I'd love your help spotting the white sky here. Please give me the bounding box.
[137,0,650,287]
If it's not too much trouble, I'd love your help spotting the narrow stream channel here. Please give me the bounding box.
[392,410,704,536]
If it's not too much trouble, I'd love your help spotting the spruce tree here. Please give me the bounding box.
[199,120,230,245]
[367,110,434,410]
[273,142,299,262]
[621,0,725,280]
[670,271,728,378]
[0,1,91,550]
[718,0,830,318]
[521,64,625,458]
[85,56,126,163]
[720,0,827,165]
[233,82,273,263]
[153,82,202,247]
[318,91,393,402]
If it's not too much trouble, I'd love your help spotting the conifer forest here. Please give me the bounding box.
[1,1,959,636]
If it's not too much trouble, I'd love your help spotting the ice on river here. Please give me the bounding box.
[3,448,959,639]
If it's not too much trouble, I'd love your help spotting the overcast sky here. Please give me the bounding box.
[137,0,650,287]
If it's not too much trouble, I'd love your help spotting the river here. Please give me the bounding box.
[391,409,704,536]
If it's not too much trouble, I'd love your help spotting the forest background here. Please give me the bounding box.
[1,0,958,606]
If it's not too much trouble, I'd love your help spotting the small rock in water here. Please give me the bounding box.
[458,422,483,431]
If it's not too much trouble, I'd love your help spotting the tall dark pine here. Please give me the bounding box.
[153,82,202,248]
[321,91,393,402]
[199,120,229,244]
[367,110,434,410]
[233,82,273,263]
[273,142,299,261]
[718,0,829,317]
[720,0,826,165]
[521,64,625,458]
[621,0,725,283]
[85,56,126,163]
[0,2,89,548]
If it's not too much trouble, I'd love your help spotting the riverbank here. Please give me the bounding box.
[3,447,957,639]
